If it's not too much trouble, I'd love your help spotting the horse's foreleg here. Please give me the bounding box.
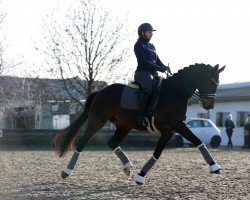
[174,121,221,173]
[197,143,221,173]
[108,127,132,176]
[135,131,173,185]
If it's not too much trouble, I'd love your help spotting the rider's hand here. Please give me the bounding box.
[159,66,171,74]
[164,66,171,74]
[158,66,166,72]
[153,72,159,79]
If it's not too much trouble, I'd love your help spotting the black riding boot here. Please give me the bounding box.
[138,91,150,127]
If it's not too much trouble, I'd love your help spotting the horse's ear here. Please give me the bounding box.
[211,64,219,74]
[214,64,219,71]
[218,65,226,73]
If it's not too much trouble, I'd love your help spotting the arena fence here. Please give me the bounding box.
[0,129,176,147]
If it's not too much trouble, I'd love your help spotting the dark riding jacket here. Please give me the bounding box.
[134,37,165,74]
[225,119,235,133]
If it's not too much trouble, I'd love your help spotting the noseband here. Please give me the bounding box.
[192,78,219,106]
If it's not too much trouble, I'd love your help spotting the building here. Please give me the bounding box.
[0,76,84,129]
[187,82,250,146]
[0,76,107,130]
[1,75,249,146]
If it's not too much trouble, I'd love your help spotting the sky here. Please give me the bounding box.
[1,0,250,84]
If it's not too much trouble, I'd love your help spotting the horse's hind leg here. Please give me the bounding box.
[62,114,106,179]
[107,126,133,176]
[135,131,173,185]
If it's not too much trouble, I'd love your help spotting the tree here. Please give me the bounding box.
[0,3,6,75]
[37,0,132,105]
[0,2,19,76]
[0,3,33,129]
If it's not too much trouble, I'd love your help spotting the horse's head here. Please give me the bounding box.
[197,64,225,110]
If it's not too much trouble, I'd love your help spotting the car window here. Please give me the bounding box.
[187,120,213,128]
[203,120,212,127]
[187,120,202,127]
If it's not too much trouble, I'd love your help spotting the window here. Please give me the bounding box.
[187,119,212,128]
[10,107,35,129]
[203,120,212,127]
[237,111,250,127]
[216,112,230,127]
[187,120,202,128]
[197,112,209,119]
[52,104,59,111]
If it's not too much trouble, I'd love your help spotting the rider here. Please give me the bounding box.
[134,23,171,127]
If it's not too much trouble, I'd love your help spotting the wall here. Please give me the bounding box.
[187,101,250,146]
[0,129,172,147]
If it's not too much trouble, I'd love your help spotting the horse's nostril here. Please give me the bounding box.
[207,105,214,110]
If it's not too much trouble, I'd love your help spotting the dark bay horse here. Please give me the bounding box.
[52,63,225,185]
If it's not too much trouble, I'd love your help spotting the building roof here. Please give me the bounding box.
[0,76,86,101]
[188,82,250,104]
[216,82,250,102]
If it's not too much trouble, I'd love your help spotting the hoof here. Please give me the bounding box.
[123,168,131,176]
[211,169,221,174]
[135,181,144,186]
[123,162,133,176]
[210,163,221,174]
[61,171,69,179]
[134,175,145,185]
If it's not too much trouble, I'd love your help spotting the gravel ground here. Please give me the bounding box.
[0,147,249,200]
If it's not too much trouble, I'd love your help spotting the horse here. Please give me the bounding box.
[52,63,225,185]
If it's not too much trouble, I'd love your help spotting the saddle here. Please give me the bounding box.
[120,76,164,113]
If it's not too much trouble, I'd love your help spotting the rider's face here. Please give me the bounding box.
[143,31,153,40]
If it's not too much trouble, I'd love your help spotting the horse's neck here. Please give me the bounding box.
[174,69,201,98]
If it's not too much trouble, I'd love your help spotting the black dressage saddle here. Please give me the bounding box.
[120,76,164,113]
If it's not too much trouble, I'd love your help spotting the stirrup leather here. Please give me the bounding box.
[138,114,148,126]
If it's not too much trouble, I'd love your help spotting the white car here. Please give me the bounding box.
[175,118,221,148]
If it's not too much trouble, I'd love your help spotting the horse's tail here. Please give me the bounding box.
[52,92,98,157]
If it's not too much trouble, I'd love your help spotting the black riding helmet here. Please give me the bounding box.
[137,23,156,36]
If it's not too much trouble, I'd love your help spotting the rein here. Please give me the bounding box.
[162,64,219,107]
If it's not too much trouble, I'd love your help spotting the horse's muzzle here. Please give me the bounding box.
[202,98,215,110]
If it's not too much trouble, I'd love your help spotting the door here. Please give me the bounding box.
[53,115,70,129]
[187,120,207,143]
[187,119,213,144]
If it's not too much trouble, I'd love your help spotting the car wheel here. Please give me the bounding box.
[175,135,184,147]
[210,136,221,148]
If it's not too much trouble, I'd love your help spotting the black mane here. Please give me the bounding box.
[162,63,214,99]
[174,63,213,79]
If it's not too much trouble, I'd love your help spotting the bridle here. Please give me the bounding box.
[192,76,219,106]
[163,67,219,106]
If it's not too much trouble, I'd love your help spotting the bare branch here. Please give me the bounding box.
[36,0,132,103]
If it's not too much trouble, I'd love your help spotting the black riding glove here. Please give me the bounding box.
[158,66,167,72]
[164,66,172,74]
[158,66,171,74]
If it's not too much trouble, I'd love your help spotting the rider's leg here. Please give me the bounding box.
[134,71,153,126]
[138,89,151,126]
